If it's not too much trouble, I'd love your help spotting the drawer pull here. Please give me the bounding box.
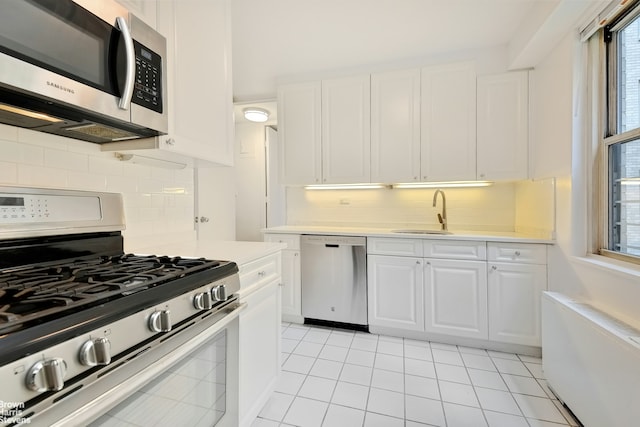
[258,271,266,277]
[514,251,521,256]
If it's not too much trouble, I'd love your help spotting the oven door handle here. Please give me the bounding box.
[50,302,247,427]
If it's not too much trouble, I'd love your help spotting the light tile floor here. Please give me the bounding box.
[253,323,582,427]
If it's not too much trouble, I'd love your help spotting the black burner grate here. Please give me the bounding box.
[0,254,221,333]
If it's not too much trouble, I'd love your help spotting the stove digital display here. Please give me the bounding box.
[0,196,24,207]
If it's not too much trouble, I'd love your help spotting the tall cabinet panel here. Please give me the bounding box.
[477,71,529,180]
[322,75,371,184]
[421,62,477,181]
[277,82,322,185]
[156,0,234,164]
[371,69,421,183]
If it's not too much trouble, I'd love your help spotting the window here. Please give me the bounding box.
[603,7,640,263]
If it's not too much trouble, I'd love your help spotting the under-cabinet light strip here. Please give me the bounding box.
[304,184,389,190]
[304,181,494,190]
[393,181,493,189]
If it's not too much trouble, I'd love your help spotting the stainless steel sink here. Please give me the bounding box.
[391,229,452,235]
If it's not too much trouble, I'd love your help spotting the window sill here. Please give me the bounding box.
[571,254,640,280]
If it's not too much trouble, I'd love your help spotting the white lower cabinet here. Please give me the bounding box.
[280,249,301,320]
[487,262,546,346]
[263,233,302,322]
[238,251,282,426]
[367,255,424,331]
[367,238,548,350]
[424,259,488,339]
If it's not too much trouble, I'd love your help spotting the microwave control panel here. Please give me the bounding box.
[133,40,163,114]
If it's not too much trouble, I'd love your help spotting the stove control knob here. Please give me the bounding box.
[211,285,227,302]
[79,337,112,366]
[26,358,67,392]
[194,291,213,310]
[149,310,172,332]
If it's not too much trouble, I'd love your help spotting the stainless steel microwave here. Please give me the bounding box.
[0,0,168,143]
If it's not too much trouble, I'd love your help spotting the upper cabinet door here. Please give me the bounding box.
[477,71,529,180]
[156,0,234,165]
[322,75,371,184]
[421,62,477,182]
[116,0,157,28]
[371,69,421,183]
[278,81,322,185]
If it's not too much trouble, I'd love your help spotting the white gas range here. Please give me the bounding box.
[0,186,242,427]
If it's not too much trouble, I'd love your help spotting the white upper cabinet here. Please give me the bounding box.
[322,75,371,184]
[116,0,157,28]
[156,0,234,165]
[421,62,476,181]
[371,69,421,183]
[278,82,322,185]
[477,71,529,180]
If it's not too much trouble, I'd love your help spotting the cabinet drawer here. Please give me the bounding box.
[368,237,423,257]
[487,243,547,264]
[239,253,281,290]
[264,233,300,250]
[424,240,486,260]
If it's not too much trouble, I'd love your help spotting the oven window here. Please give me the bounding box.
[90,330,227,426]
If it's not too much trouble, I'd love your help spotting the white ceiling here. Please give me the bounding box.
[230,0,609,117]
[231,0,564,102]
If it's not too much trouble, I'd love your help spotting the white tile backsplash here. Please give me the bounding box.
[0,161,17,182]
[286,180,555,237]
[286,184,517,231]
[0,124,195,242]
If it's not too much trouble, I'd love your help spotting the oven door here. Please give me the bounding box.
[48,303,245,427]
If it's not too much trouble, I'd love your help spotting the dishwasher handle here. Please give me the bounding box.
[302,235,366,247]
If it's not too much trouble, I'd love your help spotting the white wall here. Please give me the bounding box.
[0,124,195,246]
[234,122,267,241]
[531,32,640,329]
[515,178,556,238]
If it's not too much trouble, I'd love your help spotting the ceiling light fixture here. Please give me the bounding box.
[393,181,494,189]
[243,107,270,123]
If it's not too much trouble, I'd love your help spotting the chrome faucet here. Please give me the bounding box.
[432,189,447,231]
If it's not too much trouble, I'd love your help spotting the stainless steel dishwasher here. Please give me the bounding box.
[301,235,367,329]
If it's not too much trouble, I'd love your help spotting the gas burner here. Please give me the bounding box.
[0,254,224,334]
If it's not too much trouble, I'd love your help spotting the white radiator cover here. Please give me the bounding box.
[542,292,640,427]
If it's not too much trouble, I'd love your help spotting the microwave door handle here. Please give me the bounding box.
[115,16,135,110]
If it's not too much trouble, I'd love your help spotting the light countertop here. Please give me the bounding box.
[263,225,555,244]
[126,239,286,266]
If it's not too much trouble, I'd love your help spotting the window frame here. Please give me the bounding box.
[600,5,640,265]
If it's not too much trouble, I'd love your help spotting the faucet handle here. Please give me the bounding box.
[437,213,444,224]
